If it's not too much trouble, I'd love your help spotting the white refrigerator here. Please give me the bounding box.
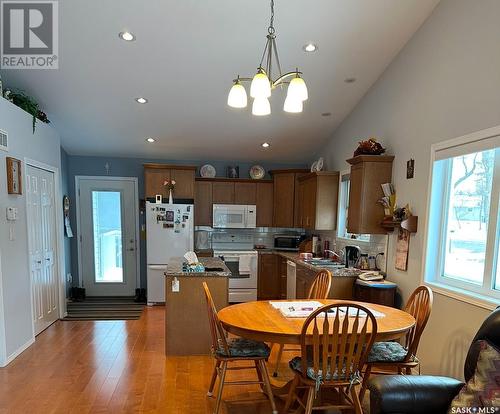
[146,202,194,304]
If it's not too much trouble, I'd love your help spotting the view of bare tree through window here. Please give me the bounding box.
[443,149,494,284]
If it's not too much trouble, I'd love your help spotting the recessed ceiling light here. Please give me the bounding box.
[321,112,332,117]
[344,77,356,83]
[135,97,148,104]
[262,142,270,148]
[146,137,156,143]
[303,43,318,52]
[119,31,136,41]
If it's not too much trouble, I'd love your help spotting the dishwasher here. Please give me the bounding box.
[286,260,296,299]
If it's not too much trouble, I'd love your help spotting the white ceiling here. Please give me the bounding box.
[2,0,440,163]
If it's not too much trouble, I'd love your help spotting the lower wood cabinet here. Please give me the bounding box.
[257,253,280,300]
[295,265,317,299]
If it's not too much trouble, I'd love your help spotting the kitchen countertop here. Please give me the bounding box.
[257,249,362,277]
[165,257,231,277]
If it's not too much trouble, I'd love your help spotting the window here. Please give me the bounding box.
[92,191,124,283]
[337,172,370,242]
[424,129,500,305]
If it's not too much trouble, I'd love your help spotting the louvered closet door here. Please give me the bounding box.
[26,165,58,335]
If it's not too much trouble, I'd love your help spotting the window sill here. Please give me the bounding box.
[424,281,499,311]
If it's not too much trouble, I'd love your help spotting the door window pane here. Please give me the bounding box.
[92,191,123,283]
[443,150,495,284]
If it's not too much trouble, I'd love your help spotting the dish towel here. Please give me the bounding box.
[239,255,252,273]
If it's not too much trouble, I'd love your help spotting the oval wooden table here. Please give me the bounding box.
[218,299,416,398]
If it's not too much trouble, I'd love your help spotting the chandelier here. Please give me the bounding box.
[227,0,308,116]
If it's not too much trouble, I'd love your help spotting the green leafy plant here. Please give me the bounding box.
[9,91,40,133]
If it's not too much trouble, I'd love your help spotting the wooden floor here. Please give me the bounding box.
[0,307,286,413]
[0,306,370,413]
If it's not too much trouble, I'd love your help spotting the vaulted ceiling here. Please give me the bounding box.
[2,0,440,162]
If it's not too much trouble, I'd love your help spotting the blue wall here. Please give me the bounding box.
[64,154,307,291]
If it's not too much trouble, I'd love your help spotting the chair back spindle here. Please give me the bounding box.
[202,282,230,356]
[402,285,433,361]
[300,303,378,384]
[307,270,332,299]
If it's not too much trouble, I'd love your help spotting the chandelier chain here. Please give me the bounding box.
[268,0,275,34]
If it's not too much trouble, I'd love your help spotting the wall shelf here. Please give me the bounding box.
[381,215,418,233]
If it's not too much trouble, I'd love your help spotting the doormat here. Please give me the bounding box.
[62,296,145,321]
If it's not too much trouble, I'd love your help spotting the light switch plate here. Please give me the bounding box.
[6,207,18,221]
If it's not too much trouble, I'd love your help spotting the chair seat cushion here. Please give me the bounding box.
[447,340,500,413]
[367,341,409,363]
[216,338,270,358]
[289,356,357,383]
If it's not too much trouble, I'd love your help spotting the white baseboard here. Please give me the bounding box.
[2,337,35,367]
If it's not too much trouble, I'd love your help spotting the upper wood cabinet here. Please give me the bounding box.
[144,164,196,199]
[212,181,235,203]
[256,182,273,227]
[346,155,394,234]
[270,169,309,228]
[297,171,339,230]
[234,182,256,204]
[194,180,212,226]
[195,178,273,227]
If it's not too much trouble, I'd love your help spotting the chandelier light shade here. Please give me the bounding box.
[227,0,307,116]
[283,95,303,113]
[252,97,271,116]
[287,75,308,101]
[227,81,248,108]
[250,69,272,98]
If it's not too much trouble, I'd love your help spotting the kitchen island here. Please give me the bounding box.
[164,257,230,355]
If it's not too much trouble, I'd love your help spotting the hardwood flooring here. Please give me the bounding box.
[0,306,370,413]
[0,306,288,413]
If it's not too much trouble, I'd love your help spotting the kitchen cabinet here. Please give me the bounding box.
[295,265,317,299]
[194,180,212,226]
[354,282,396,307]
[346,155,394,234]
[256,182,273,227]
[212,181,235,203]
[270,169,309,228]
[297,171,339,230]
[144,164,196,199]
[257,253,280,300]
[234,182,256,204]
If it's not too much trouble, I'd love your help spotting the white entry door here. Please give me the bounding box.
[26,165,59,335]
[77,177,138,296]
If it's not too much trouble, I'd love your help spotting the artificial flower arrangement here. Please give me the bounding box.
[353,137,386,157]
[163,179,176,191]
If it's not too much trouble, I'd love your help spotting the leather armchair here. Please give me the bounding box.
[369,307,500,414]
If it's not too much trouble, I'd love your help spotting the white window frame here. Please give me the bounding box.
[336,170,370,243]
[422,125,500,310]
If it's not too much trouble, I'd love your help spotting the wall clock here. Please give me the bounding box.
[6,157,22,195]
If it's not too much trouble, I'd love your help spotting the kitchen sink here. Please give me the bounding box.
[303,259,345,268]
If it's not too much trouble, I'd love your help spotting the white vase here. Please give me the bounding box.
[168,189,173,204]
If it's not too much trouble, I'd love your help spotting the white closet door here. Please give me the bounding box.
[27,165,58,335]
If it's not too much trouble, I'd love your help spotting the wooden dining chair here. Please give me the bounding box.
[272,269,332,377]
[283,303,378,414]
[359,285,433,400]
[202,282,278,414]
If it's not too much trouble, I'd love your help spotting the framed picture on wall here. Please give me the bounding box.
[6,157,22,195]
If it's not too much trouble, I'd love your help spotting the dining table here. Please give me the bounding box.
[217,299,416,397]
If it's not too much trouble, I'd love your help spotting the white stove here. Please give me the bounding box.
[212,233,258,303]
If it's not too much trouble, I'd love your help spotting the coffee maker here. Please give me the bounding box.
[344,245,361,268]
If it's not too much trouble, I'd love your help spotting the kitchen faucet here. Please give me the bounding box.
[324,249,344,262]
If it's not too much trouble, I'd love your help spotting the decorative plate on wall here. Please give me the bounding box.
[249,165,265,180]
[200,164,216,178]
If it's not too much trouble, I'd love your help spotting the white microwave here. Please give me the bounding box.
[212,204,257,229]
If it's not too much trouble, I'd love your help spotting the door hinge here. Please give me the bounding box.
[79,235,82,243]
